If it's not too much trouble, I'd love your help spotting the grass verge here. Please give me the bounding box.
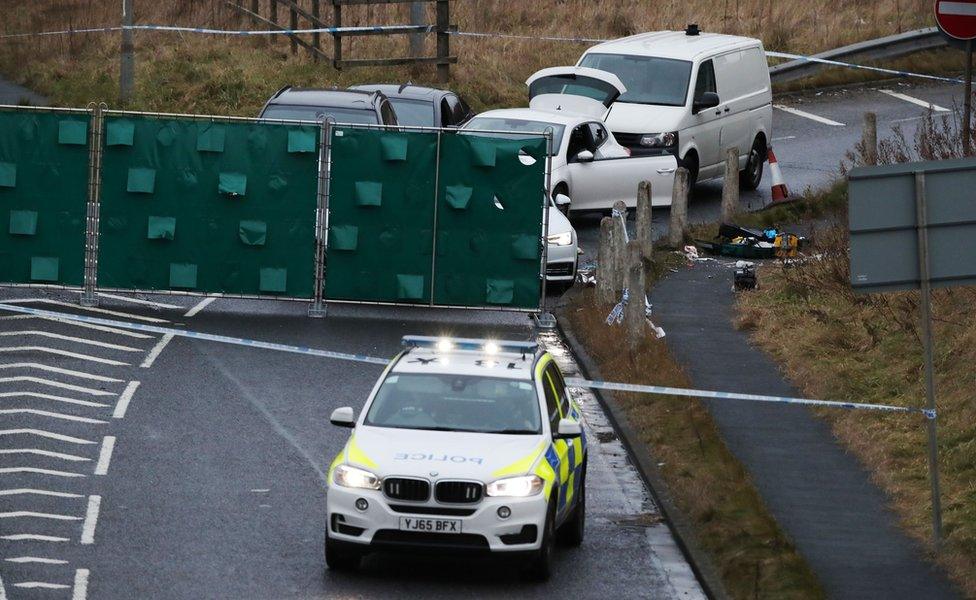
[564,284,823,600]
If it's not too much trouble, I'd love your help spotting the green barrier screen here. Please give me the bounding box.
[0,109,89,286]
[325,128,545,309]
[325,127,438,303]
[97,115,319,297]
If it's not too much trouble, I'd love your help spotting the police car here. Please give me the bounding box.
[325,336,587,580]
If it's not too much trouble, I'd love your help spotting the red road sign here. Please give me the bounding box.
[936,0,976,40]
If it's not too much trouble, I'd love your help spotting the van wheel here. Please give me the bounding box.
[740,137,765,191]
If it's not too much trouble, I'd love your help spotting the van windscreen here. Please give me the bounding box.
[578,54,692,107]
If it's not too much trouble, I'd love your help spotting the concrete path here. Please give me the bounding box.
[0,75,47,105]
[650,260,960,600]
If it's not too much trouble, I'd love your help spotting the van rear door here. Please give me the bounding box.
[526,67,626,118]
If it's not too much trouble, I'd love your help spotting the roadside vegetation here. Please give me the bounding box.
[1,0,939,115]
[565,276,824,599]
[735,113,976,596]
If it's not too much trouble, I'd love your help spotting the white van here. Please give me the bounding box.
[576,26,772,191]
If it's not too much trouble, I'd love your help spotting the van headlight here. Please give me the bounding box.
[486,475,544,497]
[546,232,573,247]
[333,464,381,490]
[639,131,678,148]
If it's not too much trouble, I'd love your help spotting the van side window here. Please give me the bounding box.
[694,60,717,101]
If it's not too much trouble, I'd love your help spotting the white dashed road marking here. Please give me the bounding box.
[0,331,141,352]
[184,295,218,317]
[94,437,115,476]
[0,299,169,323]
[774,104,846,126]
[112,381,140,419]
[0,409,108,424]
[0,467,86,478]
[1,534,70,542]
[0,449,90,462]
[140,333,174,368]
[14,582,71,590]
[5,557,69,565]
[772,135,797,142]
[0,489,84,498]
[0,511,82,521]
[80,495,101,544]
[72,569,90,600]
[0,346,129,366]
[0,429,96,444]
[879,89,950,112]
[0,392,110,409]
[0,376,116,396]
[0,363,124,382]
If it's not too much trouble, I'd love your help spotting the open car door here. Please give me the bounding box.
[526,67,626,118]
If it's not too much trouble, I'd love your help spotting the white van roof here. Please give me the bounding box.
[583,30,762,62]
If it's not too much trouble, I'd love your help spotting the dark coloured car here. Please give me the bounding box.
[258,87,398,125]
[349,84,474,128]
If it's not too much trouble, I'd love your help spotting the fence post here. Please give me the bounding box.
[668,167,689,248]
[409,1,425,61]
[624,241,646,349]
[82,103,106,308]
[611,201,627,295]
[119,0,134,105]
[597,216,614,305]
[309,119,333,317]
[312,0,321,59]
[290,2,299,54]
[862,112,878,166]
[333,1,342,69]
[271,0,278,27]
[721,147,739,223]
[436,0,450,83]
[636,181,653,262]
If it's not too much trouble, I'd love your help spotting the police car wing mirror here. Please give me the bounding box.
[554,418,582,439]
[330,407,356,428]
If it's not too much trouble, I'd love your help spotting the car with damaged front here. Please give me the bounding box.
[325,336,587,580]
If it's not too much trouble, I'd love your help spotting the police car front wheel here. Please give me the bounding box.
[324,531,362,571]
[557,463,586,547]
[523,498,556,581]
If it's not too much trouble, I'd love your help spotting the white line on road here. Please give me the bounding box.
[5,557,69,565]
[0,315,153,339]
[14,582,71,590]
[140,333,174,368]
[184,295,218,317]
[0,363,123,383]
[0,488,84,498]
[92,292,182,310]
[0,346,129,366]
[0,511,82,521]
[72,569,89,600]
[772,135,797,142]
[113,381,140,419]
[80,495,100,544]
[0,376,116,397]
[0,467,86,478]
[879,89,950,112]
[0,449,90,462]
[774,104,846,126]
[0,409,108,424]
[0,331,141,352]
[0,429,96,444]
[0,299,169,323]
[939,1,976,16]
[0,393,110,409]
[94,437,115,475]
[1,534,70,542]
[0,572,5,600]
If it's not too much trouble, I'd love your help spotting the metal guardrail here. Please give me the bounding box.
[770,27,947,84]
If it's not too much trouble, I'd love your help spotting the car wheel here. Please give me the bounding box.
[523,499,556,581]
[557,463,585,547]
[740,137,765,191]
[324,529,361,571]
[680,152,699,195]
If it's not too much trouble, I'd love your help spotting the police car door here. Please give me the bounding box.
[542,362,575,518]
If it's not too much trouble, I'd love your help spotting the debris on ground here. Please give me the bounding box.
[695,222,807,260]
[733,261,758,291]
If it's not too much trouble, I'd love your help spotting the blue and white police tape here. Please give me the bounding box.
[0,301,933,418]
[565,377,935,419]
[0,23,435,40]
[0,302,389,366]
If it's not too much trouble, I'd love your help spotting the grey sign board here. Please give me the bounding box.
[848,156,976,293]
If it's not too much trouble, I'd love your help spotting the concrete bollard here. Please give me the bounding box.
[610,201,628,295]
[862,112,878,166]
[721,147,739,223]
[597,217,614,305]
[668,167,689,248]
[636,181,653,262]
[624,241,646,349]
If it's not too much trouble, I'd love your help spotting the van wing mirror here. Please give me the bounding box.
[693,92,720,114]
[554,418,582,439]
[330,407,356,428]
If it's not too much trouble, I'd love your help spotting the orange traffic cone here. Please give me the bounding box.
[768,147,789,202]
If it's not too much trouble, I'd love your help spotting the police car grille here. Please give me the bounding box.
[435,481,483,504]
[384,478,430,501]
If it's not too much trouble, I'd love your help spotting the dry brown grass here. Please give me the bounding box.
[1,0,937,114]
[567,286,823,599]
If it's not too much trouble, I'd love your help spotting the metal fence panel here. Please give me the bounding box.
[0,108,89,287]
[325,127,438,304]
[97,114,319,297]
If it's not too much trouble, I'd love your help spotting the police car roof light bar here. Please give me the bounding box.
[401,336,538,355]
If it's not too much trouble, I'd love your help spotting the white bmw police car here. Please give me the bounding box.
[325,336,587,580]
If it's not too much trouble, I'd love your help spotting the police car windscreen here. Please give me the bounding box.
[364,374,542,434]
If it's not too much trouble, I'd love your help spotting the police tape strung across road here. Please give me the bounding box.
[0,302,934,419]
[0,24,960,86]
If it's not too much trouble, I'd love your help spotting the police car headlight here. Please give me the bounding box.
[546,232,573,247]
[333,464,381,490]
[486,475,544,497]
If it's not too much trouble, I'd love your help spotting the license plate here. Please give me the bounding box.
[398,517,462,534]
